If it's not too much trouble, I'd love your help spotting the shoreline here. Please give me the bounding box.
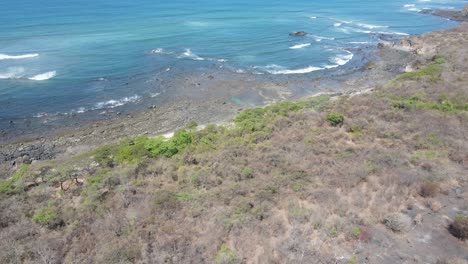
[0,8,465,171]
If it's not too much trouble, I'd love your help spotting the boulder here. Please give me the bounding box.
[384,213,412,232]
[289,31,308,37]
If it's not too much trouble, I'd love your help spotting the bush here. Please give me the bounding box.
[0,165,29,194]
[32,206,63,228]
[434,56,447,64]
[144,137,178,157]
[449,215,468,240]
[216,244,238,264]
[326,112,344,127]
[241,166,254,179]
[153,190,179,210]
[114,136,151,163]
[145,130,193,158]
[395,64,443,82]
[419,181,439,197]
[351,227,361,239]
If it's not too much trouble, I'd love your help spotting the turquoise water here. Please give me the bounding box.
[0,0,464,121]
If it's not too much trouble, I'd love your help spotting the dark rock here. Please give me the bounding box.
[420,5,468,21]
[289,31,308,37]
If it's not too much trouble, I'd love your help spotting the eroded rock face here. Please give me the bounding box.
[462,4,468,17]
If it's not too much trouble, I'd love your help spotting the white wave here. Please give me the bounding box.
[418,0,431,2]
[71,107,86,114]
[309,16,317,19]
[150,48,164,54]
[150,92,160,98]
[178,49,205,61]
[355,23,388,29]
[373,31,409,36]
[0,67,26,79]
[329,50,354,66]
[323,64,340,69]
[311,35,335,42]
[149,48,172,55]
[332,19,389,30]
[94,95,140,109]
[33,112,48,118]
[349,41,371,44]
[257,64,324,75]
[28,71,56,81]
[0,53,39,60]
[289,43,311,49]
[408,7,422,12]
[347,27,409,36]
[404,4,415,7]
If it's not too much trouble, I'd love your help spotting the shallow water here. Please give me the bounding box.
[0,0,463,121]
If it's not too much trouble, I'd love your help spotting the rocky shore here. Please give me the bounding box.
[420,4,468,22]
[0,9,467,264]
[0,10,466,177]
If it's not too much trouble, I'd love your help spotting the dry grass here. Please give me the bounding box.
[0,24,467,264]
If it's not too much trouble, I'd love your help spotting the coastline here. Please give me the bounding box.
[0,6,467,263]
[0,9,465,171]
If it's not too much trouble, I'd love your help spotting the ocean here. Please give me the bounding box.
[0,0,464,124]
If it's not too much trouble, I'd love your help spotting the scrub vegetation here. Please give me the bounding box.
[0,24,467,264]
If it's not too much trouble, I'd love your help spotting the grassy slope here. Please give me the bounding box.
[1,26,467,263]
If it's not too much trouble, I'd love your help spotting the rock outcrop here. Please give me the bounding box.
[289,31,308,37]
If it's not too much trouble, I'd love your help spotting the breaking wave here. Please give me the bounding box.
[289,43,311,49]
[94,95,141,109]
[0,53,39,60]
[28,71,56,81]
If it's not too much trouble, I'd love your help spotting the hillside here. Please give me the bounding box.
[0,23,467,264]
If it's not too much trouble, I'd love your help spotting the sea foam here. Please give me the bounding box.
[289,43,311,49]
[0,67,26,79]
[0,53,39,60]
[28,71,56,81]
[329,50,354,66]
[258,64,324,75]
[94,95,141,109]
[178,49,205,61]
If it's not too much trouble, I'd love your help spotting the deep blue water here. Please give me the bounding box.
[0,0,464,121]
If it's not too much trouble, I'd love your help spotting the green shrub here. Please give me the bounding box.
[351,227,361,238]
[93,129,194,165]
[216,244,237,264]
[390,94,467,113]
[114,136,151,163]
[0,164,29,194]
[233,96,331,136]
[326,112,344,127]
[145,129,193,158]
[32,206,63,228]
[434,56,447,64]
[93,145,118,167]
[144,137,178,157]
[185,120,198,130]
[241,166,254,179]
[395,64,443,82]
